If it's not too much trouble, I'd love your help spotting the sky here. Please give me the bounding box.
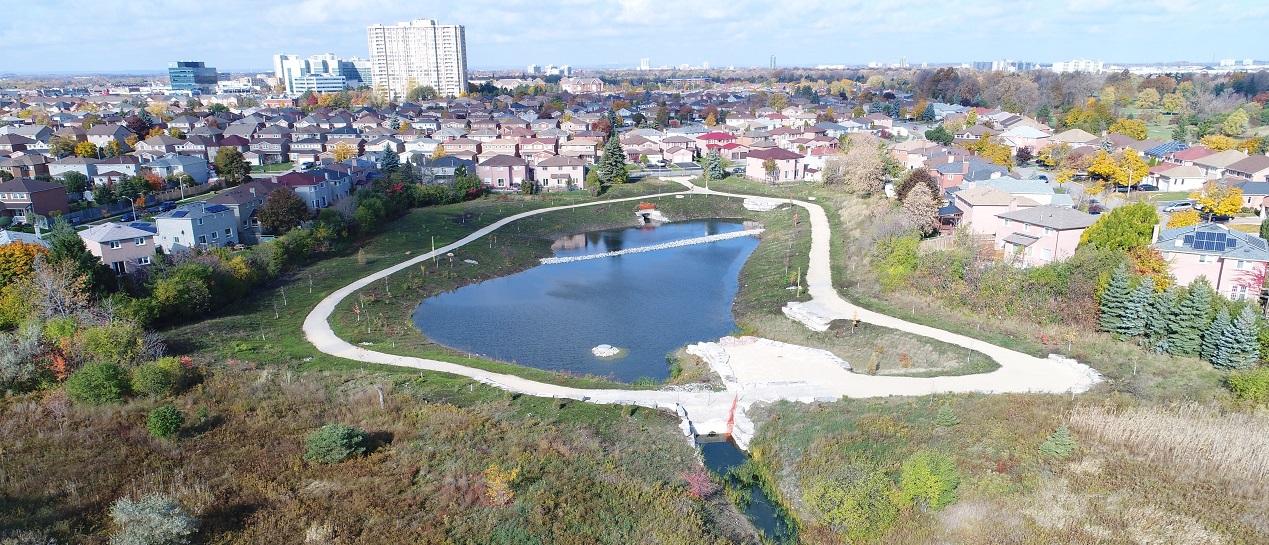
[1,0,1267,74]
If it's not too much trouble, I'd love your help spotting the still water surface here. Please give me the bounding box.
[412,220,757,382]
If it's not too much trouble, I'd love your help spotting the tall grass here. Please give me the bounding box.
[1068,403,1269,492]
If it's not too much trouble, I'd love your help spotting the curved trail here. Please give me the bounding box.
[303,180,1100,448]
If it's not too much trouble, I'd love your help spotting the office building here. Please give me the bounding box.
[1051,59,1105,73]
[639,58,650,70]
[275,53,363,95]
[341,57,373,85]
[366,19,468,98]
[168,61,218,93]
[527,64,540,74]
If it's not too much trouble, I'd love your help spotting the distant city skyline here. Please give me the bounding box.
[1,0,1267,74]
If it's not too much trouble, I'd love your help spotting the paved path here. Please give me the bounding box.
[303,180,1100,449]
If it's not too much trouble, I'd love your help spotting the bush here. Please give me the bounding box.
[804,466,900,542]
[899,450,960,510]
[147,406,184,439]
[109,493,198,545]
[1227,367,1269,402]
[1039,426,1078,458]
[935,405,959,427]
[304,424,367,464]
[132,362,176,397]
[64,362,131,405]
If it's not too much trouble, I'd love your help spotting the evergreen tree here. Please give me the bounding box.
[1099,266,1146,338]
[1168,278,1214,356]
[1201,307,1230,364]
[1142,286,1178,353]
[705,151,725,180]
[606,108,619,135]
[921,103,935,122]
[1260,216,1269,242]
[598,136,627,184]
[379,147,400,175]
[1215,306,1261,369]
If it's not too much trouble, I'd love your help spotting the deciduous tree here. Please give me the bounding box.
[1161,93,1186,114]
[257,186,310,235]
[1136,88,1161,109]
[1190,181,1242,216]
[74,141,98,158]
[1079,202,1159,251]
[901,183,940,235]
[1200,134,1237,151]
[213,147,250,186]
[1109,118,1148,140]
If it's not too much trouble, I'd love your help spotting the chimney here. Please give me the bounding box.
[250,186,256,196]
[1008,197,1019,212]
[962,161,969,174]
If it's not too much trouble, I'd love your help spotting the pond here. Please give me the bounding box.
[412,219,759,382]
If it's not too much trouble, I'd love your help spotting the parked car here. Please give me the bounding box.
[1088,203,1104,215]
[1137,184,1159,192]
[119,213,134,222]
[159,201,176,211]
[1163,201,1194,213]
[1202,211,1233,222]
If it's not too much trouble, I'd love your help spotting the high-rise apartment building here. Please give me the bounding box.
[639,58,650,70]
[1051,59,1105,73]
[366,19,468,98]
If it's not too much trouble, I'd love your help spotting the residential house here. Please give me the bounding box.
[1148,164,1206,192]
[931,158,1007,189]
[47,156,100,179]
[559,140,599,163]
[532,155,586,191]
[0,177,69,224]
[560,77,605,94]
[93,170,128,187]
[421,156,476,181]
[976,177,1063,206]
[206,180,277,244]
[272,169,351,211]
[745,147,804,182]
[78,222,156,274]
[288,138,326,162]
[0,134,33,154]
[249,138,290,165]
[998,125,1049,152]
[134,134,185,160]
[1232,180,1269,217]
[1193,149,1249,179]
[96,155,141,177]
[483,138,518,158]
[1224,155,1269,182]
[1154,223,1269,300]
[143,153,210,184]
[476,155,530,190]
[155,202,239,253]
[0,155,51,179]
[1168,146,1216,166]
[0,229,47,247]
[85,124,132,149]
[994,206,1096,265]
[953,185,1038,240]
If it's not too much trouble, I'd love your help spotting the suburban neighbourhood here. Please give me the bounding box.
[2,4,1269,545]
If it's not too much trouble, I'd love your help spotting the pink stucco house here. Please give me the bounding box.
[993,206,1096,265]
[953,185,1038,241]
[745,147,805,182]
[532,155,586,191]
[477,154,530,190]
[1154,223,1269,301]
[78,222,156,274]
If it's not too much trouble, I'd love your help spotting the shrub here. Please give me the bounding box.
[804,466,900,542]
[109,493,198,545]
[64,362,131,405]
[132,362,176,397]
[1039,426,1078,458]
[304,424,367,464]
[147,406,185,439]
[899,449,960,510]
[1227,367,1269,402]
[935,405,959,427]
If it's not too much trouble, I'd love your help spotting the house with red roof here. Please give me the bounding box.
[696,131,738,148]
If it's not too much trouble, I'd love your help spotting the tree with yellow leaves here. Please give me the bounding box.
[431,144,447,160]
[1166,209,1200,228]
[1190,182,1243,216]
[331,141,357,162]
[969,136,1014,169]
[483,464,519,506]
[1136,88,1161,109]
[74,141,98,158]
[1088,149,1148,191]
[1108,118,1148,140]
[1200,134,1237,152]
[704,113,717,127]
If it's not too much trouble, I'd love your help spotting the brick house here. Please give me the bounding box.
[0,177,69,223]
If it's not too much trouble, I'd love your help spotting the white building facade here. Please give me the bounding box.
[366,19,468,98]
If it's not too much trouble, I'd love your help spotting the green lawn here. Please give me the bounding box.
[251,161,293,173]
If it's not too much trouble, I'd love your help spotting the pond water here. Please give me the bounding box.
[411,219,758,382]
[698,437,797,543]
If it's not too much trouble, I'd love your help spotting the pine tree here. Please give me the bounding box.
[1167,278,1213,356]
[598,136,627,184]
[1099,266,1146,338]
[379,147,399,175]
[705,151,725,180]
[1215,306,1261,369]
[921,103,935,122]
[1201,307,1230,364]
[1142,286,1178,353]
